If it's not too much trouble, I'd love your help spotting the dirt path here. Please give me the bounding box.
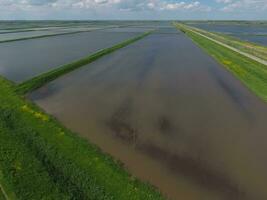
[188,28,267,66]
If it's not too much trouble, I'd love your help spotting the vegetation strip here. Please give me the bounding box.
[0,25,131,44]
[0,169,16,200]
[174,23,267,102]
[212,32,267,62]
[183,22,267,61]
[0,29,39,35]
[0,29,99,44]
[176,23,267,66]
[16,31,153,94]
[0,113,67,200]
[0,76,164,200]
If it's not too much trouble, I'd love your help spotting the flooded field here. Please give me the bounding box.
[0,30,142,82]
[30,28,267,200]
[0,24,124,42]
[100,27,154,33]
[188,22,267,46]
[0,20,118,30]
[0,28,86,42]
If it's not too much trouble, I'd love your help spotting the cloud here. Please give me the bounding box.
[216,0,267,12]
[113,0,211,11]
[216,0,232,4]
[0,0,58,8]
[29,0,57,5]
[161,1,201,10]
[0,0,211,12]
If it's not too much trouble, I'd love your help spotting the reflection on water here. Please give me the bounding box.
[0,30,140,82]
[30,29,267,200]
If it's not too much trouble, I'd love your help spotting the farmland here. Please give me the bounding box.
[1,21,267,200]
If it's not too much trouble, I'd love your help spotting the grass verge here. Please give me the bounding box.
[213,33,267,62]
[0,76,164,199]
[175,23,267,102]
[180,23,267,62]
[16,31,152,95]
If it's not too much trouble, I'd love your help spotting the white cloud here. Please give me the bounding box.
[114,0,211,11]
[216,0,267,12]
[0,0,211,12]
[216,0,232,4]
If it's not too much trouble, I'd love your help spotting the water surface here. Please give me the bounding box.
[0,30,140,82]
[31,29,267,200]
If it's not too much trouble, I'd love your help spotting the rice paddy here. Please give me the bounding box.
[1,20,267,200]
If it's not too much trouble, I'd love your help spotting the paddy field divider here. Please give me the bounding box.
[16,30,153,95]
[174,22,267,103]
[0,25,129,44]
[0,30,97,44]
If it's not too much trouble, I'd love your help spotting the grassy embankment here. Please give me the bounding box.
[183,20,267,26]
[0,29,101,44]
[0,24,133,44]
[175,23,267,102]
[16,31,152,94]
[181,23,267,62]
[214,33,267,62]
[0,30,164,200]
[0,73,163,199]
[0,29,40,34]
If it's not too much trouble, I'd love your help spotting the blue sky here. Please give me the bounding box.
[0,0,266,20]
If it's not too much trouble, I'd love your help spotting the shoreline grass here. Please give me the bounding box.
[16,31,152,94]
[174,23,267,102]
[0,75,165,199]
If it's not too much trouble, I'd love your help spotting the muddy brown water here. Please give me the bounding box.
[30,28,267,200]
[0,30,141,83]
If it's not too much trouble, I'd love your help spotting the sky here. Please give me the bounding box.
[0,0,266,20]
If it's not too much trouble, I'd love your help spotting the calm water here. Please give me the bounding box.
[100,27,154,33]
[31,28,267,200]
[189,23,267,46]
[0,21,118,30]
[0,29,77,42]
[0,30,142,82]
[0,26,118,42]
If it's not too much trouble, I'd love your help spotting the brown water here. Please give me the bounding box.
[30,29,267,200]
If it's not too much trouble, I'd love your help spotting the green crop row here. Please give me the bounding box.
[16,31,152,95]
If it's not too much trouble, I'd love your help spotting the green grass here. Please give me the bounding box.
[0,29,38,34]
[0,76,165,199]
[198,29,267,62]
[16,31,152,95]
[0,188,7,200]
[0,29,97,44]
[0,25,129,44]
[0,191,5,200]
[175,23,267,102]
[0,118,68,200]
